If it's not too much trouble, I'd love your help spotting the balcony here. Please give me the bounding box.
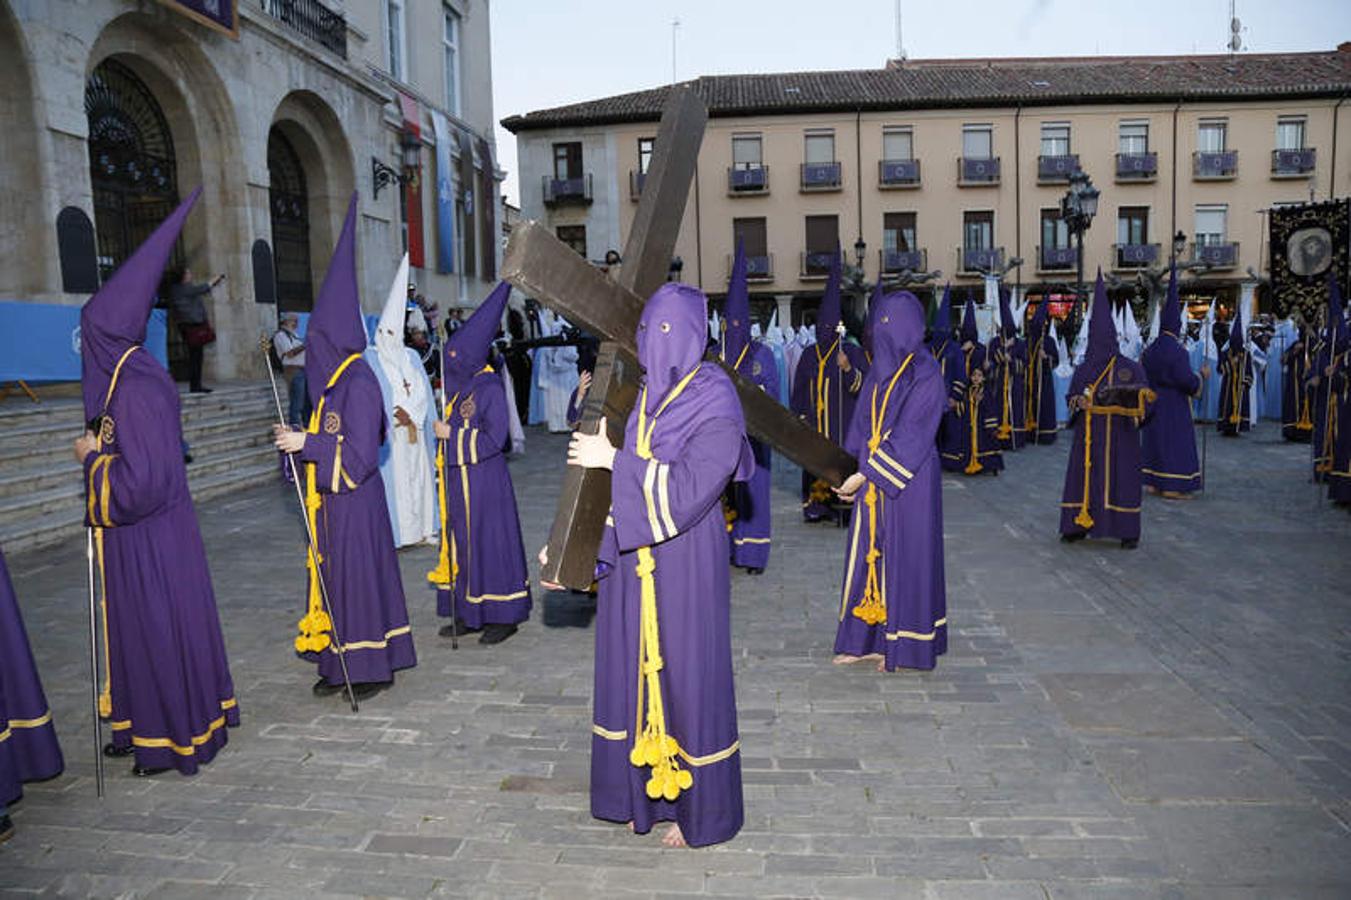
[1115,152,1158,182]
[728,253,774,282]
[728,165,769,195]
[879,248,927,274]
[1272,148,1316,178]
[800,162,842,192]
[1037,154,1079,183]
[628,170,646,200]
[1037,245,1078,273]
[542,174,593,207]
[800,250,842,279]
[958,246,1005,274]
[261,0,347,58]
[878,159,921,188]
[1193,150,1238,180]
[1190,241,1239,270]
[958,156,1000,185]
[1114,243,1160,270]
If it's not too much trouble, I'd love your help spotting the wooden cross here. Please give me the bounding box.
[504,88,855,589]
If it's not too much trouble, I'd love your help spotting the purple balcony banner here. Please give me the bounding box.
[155,0,238,38]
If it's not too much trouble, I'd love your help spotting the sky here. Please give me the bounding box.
[490,0,1351,204]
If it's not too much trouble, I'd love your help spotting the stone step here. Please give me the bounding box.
[0,458,281,556]
[0,382,273,428]
[0,440,277,522]
[0,427,277,500]
[0,407,278,470]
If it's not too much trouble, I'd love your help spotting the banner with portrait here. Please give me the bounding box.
[1268,199,1350,323]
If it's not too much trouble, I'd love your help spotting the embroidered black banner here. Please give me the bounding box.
[1269,198,1350,322]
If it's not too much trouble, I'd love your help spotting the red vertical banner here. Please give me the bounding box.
[398,94,426,269]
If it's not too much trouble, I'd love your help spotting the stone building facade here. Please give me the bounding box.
[1,0,502,382]
[505,47,1351,325]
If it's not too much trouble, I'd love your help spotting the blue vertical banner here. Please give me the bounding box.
[431,110,456,275]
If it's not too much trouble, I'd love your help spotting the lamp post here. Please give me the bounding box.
[1058,168,1100,316]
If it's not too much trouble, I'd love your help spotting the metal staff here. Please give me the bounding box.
[1034,332,1046,445]
[835,321,847,527]
[435,328,458,650]
[1318,319,1340,506]
[85,527,105,798]
[260,336,359,712]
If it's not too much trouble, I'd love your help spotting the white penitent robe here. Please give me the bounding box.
[369,255,438,548]
[537,329,579,434]
[499,362,526,454]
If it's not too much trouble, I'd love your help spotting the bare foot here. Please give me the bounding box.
[1161,490,1194,501]
[1144,484,1160,495]
[627,821,635,832]
[833,653,883,666]
[661,823,687,848]
[876,658,888,673]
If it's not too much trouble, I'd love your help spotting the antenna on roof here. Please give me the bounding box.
[1227,0,1243,53]
[895,0,907,61]
[671,17,681,84]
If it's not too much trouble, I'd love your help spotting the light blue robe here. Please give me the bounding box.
[365,346,437,547]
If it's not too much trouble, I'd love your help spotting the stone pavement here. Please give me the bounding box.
[1,423,1349,898]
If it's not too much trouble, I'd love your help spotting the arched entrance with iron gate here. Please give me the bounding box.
[268,126,313,312]
[84,57,182,283]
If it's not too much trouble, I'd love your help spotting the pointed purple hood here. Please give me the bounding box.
[998,286,1017,338]
[1227,299,1246,354]
[722,239,751,364]
[816,250,842,346]
[1082,271,1118,375]
[81,187,201,421]
[444,280,509,397]
[930,283,953,345]
[1329,273,1350,348]
[638,282,707,413]
[872,290,926,375]
[1160,260,1183,337]
[305,194,365,406]
[959,293,979,344]
[1028,289,1051,345]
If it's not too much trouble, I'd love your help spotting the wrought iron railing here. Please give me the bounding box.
[260,0,347,58]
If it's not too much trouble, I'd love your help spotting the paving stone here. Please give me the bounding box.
[0,427,1348,897]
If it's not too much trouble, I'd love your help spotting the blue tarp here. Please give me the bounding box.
[0,301,168,384]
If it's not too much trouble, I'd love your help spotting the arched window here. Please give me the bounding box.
[85,58,181,281]
[268,127,313,311]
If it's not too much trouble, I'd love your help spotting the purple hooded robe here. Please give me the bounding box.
[590,283,755,848]
[1023,293,1060,444]
[1217,305,1254,436]
[430,282,533,628]
[0,546,64,805]
[1319,277,1351,501]
[988,288,1028,450]
[834,292,948,671]
[721,242,781,570]
[1282,324,1315,442]
[1060,274,1157,542]
[78,188,238,774]
[929,286,966,461]
[945,296,1004,474]
[1141,264,1203,493]
[298,195,416,686]
[790,253,868,521]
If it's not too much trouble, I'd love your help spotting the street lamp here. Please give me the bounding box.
[1059,168,1100,314]
[1171,230,1187,265]
[372,129,423,200]
[853,237,867,269]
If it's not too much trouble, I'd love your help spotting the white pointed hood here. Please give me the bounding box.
[372,254,426,401]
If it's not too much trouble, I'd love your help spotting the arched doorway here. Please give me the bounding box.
[84,58,181,282]
[268,126,313,312]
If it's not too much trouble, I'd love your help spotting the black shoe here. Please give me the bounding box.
[439,619,481,638]
[0,815,14,844]
[183,453,194,464]
[479,623,519,645]
[102,742,134,758]
[189,386,213,394]
[312,678,344,697]
[1121,539,1139,550]
[746,567,765,576]
[1060,532,1087,544]
[351,681,391,701]
[132,764,171,777]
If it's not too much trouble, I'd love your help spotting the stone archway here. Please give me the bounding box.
[0,1,46,296]
[269,91,357,310]
[85,12,245,377]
